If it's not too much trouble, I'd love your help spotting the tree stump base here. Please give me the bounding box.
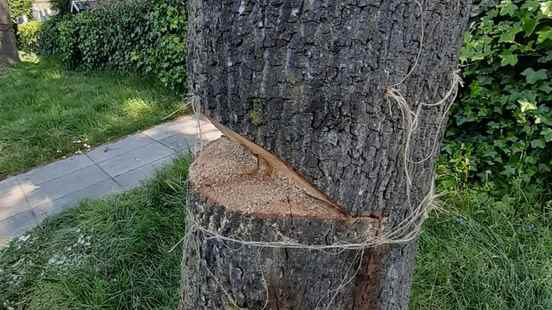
[181,137,416,309]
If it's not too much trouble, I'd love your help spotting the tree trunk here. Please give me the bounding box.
[182,137,416,309]
[182,0,471,309]
[0,0,19,66]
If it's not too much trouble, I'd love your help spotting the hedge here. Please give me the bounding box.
[444,0,552,185]
[39,0,187,93]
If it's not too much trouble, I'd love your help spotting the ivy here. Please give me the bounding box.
[446,0,552,185]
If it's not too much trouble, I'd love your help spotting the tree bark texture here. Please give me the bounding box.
[0,0,19,66]
[183,0,471,309]
[181,138,416,309]
[188,0,471,218]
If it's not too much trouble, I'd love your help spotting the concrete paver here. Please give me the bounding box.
[97,141,174,177]
[86,133,155,163]
[114,155,176,190]
[22,165,112,207]
[33,178,123,218]
[18,154,94,185]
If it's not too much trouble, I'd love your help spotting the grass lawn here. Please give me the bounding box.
[0,158,550,309]
[0,157,189,309]
[0,53,184,179]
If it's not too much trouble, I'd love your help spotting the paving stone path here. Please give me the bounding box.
[0,116,220,247]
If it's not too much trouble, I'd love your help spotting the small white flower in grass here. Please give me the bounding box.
[18,234,30,243]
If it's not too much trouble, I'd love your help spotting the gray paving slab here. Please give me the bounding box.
[0,176,20,196]
[97,141,174,177]
[21,165,111,207]
[34,178,123,218]
[0,209,40,238]
[18,154,94,185]
[114,155,176,190]
[86,133,155,163]
[142,115,198,141]
[0,177,31,221]
[159,134,193,152]
[0,202,33,223]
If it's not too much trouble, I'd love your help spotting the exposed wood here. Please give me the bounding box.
[208,116,346,216]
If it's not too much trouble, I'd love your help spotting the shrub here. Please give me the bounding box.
[38,0,187,93]
[8,0,32,22]
[17,21,42,52]
[444,0,552,185]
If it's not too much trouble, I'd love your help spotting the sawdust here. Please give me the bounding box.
[190,137,346,220]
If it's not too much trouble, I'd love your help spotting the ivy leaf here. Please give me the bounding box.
[518,99,537,112]
[531,139,546,149]
[499,24,522,43]
[537,27,552,44]
[541,1,552,17]
[538,51,552,63]
[521,68,548,84]
[499,0,517,16]
[521,15,538,36]
[541,128,552,142]
[500,50,518,66]
[539,84,552,93]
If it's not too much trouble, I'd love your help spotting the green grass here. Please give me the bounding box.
[0,53,184,179]
[0,159,550,309]
[411,173,552,309]
[0,157,189,310]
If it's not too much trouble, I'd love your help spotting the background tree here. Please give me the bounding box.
[181,1,472,309]
[0,0,20,66]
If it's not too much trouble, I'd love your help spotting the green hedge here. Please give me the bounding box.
[17,21,42,52]
[39,0,187,93]
[444,0,552,185]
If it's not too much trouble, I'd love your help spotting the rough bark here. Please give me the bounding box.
[181,137,416,309]
[183,0,471,308]
[188,0,471,219]
[0,0,19,66]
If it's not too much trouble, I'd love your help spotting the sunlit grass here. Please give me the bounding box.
[0,157,190,309]
[0,53,183,179]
